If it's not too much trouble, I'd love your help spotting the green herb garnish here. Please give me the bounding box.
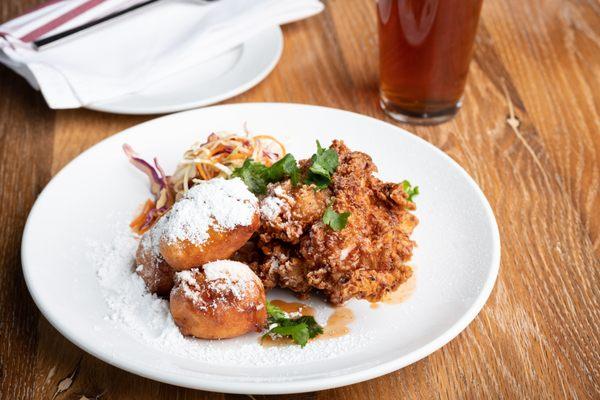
[267,153,301,186]
[232,142,338,193]
[231,159,269,194]
[322,201,350,231]
[266,300,287,320]
[231,154,300,195]
[305,141,339,189]
[401,180,419,202]
[263,301,323,347]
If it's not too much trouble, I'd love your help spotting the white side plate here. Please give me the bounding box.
[87,28,283,115]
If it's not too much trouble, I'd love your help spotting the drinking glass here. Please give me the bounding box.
[378,0,483,124]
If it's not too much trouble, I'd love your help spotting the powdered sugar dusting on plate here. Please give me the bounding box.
[91,221,370,367]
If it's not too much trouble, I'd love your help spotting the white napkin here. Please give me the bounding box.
[0,0,323,109]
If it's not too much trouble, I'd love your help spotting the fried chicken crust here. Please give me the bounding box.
[249,140,418,305]
[258,180,330,244]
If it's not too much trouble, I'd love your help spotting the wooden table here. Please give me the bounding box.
[1,0,598,398]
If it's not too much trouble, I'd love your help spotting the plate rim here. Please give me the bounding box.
[85,27,283,115]
[21,102,501,394]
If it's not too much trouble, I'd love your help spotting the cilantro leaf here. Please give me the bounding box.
[304,172,331,190]
[265,300,287,320]
[322,202,350,231]
[270,323,310,347]
[231,159,269,194]
[231,154,300,194]
[233,143,337,193]
[264,301,324,347]
[305,141,339,189]
[274,315,323,337]
[266,153,300,186]
[401,180,419,202]
[295,316,324,338]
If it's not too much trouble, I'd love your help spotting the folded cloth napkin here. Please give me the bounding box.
[0,0,323,108]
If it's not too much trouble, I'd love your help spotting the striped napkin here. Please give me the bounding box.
[0,0,323,109]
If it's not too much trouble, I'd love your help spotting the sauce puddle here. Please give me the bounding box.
[260,299,354,346]
[370,273,416,307]
[269,299,315,316]
[261,299,315,347]
[384,274,416,304]
[320,307,354,339]
[261,335,295,347]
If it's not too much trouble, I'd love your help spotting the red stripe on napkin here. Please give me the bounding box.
[20,0,105,43]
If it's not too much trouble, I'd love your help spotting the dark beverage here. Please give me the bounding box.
[378,0,483,124]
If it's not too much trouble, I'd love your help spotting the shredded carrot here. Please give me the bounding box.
[209,144,229,157]
[196,163,208,180]
[252,134,286,155]
[130,199,155,234]
[226,153,249,160]
[170,131,286,196]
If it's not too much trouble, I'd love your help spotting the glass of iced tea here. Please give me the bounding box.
[378,0,483,124]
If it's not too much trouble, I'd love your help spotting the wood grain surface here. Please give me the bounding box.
[1,0,599,399]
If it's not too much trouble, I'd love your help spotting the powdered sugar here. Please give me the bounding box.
[204,260,259,304]
[176,269,198,286]
[92,220,370,368]
[159,178,257,245]
[174,262,259,309]
[260,183,294,228]
[139,221,164,260]
[175,269,205,305]
[340,245,354,261]
[203,260,258,282]
[260,196,284,221]
[273,185,289,199]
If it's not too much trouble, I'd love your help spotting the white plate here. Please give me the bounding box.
[22,103,500,394]
[86,28,283,115]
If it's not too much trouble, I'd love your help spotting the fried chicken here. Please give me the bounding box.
[247,140,418,305]
[258,180,330,245]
